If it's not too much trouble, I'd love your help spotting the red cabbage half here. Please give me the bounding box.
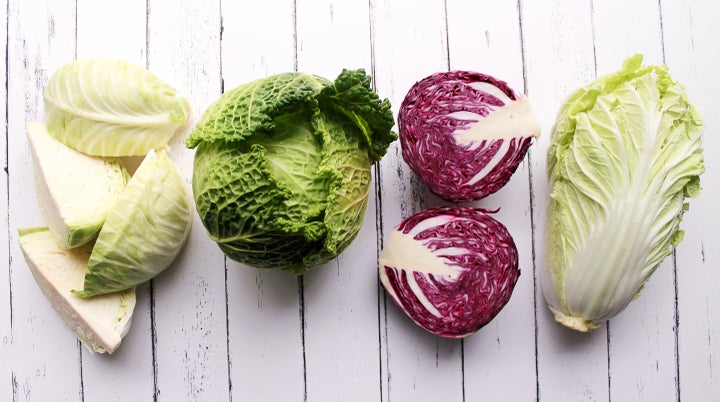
[378,206,520,338]
[398,71,541,202]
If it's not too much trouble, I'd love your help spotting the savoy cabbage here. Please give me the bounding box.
[186,69,396,274]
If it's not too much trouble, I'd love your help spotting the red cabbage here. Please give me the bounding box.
[398,71,541,202]
[378,206,520,338]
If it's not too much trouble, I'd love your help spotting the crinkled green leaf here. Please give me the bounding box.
[318,69,396,162]
[185,73,329,148]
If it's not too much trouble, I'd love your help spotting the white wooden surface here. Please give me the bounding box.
[1,0,718,401]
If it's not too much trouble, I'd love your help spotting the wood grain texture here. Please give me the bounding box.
[74,1,156,401]
[662,0,720,400]
[522,1,611,401]
[220,1,306,401]
[2,0,719,400]
[7,1,80,401]
[147,1,229,401]
[0,0,10,400]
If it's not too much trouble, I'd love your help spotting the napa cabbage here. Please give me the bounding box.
[542,55,705,332]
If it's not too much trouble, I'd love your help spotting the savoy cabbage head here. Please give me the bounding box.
[186,69,396,274]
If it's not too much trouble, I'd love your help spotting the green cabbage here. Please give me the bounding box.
[542,55,705,332]
[186,69,396,274]
[44,58,191,157]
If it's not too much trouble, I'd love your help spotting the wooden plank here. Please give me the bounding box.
[662,0,720,399]
[293,1,383,401]
[6,0,80,400]
[521,0,612,400]
[76,1,146,62]
[219,1,306,400]
[73,1,156,401]
[0,0,10,399]
[590,1,680,401]
[444,1,537,400]
[371,0,467,400]
[145,0,228,400]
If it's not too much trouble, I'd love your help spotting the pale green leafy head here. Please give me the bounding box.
[543,55,704,331]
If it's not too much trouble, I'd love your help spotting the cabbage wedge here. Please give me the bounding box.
[73,149,193,298]
[19,227,136,354]
[26,122,128,249]
[542,55,704,332]
[44,59,191,157]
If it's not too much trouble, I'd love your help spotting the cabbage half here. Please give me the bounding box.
[44,58,191,157]
[186,69,396,274]
[542,55,705,332]
[73,149,193,298]
[379,206,520,338]
[398,71,541,202]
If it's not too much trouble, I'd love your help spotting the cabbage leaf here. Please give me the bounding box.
[542,55,704,331]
